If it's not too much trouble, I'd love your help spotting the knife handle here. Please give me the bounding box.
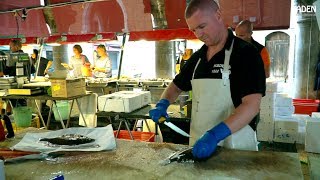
[159,117,166,123]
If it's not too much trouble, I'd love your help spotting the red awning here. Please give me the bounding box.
[0,9,49,38]
[0,0,41,11]
[51,1,125,35]
[129,29,196,41]
[0,37,37,45]
[165,0,188,29]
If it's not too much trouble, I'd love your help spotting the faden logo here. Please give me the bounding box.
[296,5,317,13]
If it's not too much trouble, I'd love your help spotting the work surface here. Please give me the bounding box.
[3,129,303,180]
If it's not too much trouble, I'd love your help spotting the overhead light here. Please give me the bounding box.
[21,8,27,21]
[46,43,61,46]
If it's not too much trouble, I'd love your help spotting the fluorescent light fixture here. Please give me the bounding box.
[46,43,61,46]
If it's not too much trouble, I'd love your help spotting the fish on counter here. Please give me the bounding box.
[39,134,95,147]
[160,147,195,165]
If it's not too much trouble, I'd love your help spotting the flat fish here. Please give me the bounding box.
[39,134,95,146]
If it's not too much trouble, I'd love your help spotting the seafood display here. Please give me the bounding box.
[39,134,95,147]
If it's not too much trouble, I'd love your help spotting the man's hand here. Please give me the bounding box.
[192,122,231,159]
[149,99,170,123]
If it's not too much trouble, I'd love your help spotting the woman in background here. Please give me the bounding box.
[176,48,193,74]
[61,44,91,77]
[92,44,112,78]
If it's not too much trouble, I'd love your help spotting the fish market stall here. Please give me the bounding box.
[1,127,304,179]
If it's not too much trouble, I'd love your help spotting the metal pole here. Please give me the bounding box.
[117,33,127,79]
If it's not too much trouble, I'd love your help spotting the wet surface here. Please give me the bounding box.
[4,139,303,180]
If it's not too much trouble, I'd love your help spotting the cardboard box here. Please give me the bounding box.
[50,78,86,97]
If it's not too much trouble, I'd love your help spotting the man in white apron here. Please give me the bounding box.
[149,0,266,160]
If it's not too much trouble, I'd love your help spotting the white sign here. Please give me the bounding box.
[296,5,316,13]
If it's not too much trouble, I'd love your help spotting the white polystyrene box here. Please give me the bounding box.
[257,121,274,142]
[274,116,298,130]
[293,114,311,127]
[305,119,320,153]
[274,129,298,143]
[297,126,306,144]
[113,91,151,107]
[259,113,274,123]
[273,117,298,143]
[274,93,293,107]
[261,92,276,106]
[311,112,320,118]
[260,105,273,113]
[98,92,142,113]
[266,82,283,92]
[98,91,151,113]
[274,106,294,116]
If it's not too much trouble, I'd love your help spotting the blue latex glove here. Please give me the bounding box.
[149,99,170,123]
[192,122,231,159]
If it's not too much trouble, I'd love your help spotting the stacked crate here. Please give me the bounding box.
[257,91,275,142]
[305,114,320,153]
[293,114,310,144]
[273,93,298,143]
[257,82,298,143]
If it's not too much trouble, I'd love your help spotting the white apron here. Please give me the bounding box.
[189,40,258,151]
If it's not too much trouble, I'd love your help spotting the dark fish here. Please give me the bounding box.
[161,147,195,165]
[39,134,95,146]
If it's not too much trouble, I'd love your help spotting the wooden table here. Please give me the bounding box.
[0,93,91,129]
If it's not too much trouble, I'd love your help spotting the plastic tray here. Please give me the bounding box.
[114,130,155,142]
[293,99,320,115]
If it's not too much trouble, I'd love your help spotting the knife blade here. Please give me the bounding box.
[159,117,190,137]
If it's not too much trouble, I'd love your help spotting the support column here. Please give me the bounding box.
[52,45,69,70]
[151,0,175,79]
[155,41,175,78]
[294,14,319,99]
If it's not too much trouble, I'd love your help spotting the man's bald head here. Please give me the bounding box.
[235,20,253,43]
[236,20,253,33]
[185,0,220,19]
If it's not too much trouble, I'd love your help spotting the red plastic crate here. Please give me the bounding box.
[293,99,320,115]
[114,130,155,142]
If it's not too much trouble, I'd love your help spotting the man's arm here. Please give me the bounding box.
[224,93,262,133]
[160,82,183,103]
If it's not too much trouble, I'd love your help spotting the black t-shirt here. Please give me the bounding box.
[33,57,51,76]
[173,30,266,126]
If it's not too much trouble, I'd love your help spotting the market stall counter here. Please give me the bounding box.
[2,128,304,179]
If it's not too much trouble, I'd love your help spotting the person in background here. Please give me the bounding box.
[176,49,194,74]
[31,49,53,76]
[149,0,265,160]
[4,39,24,76]
[61,44,90,77]
[235,20,271,78]
[92,44,112,78]
[0,51,6,76]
